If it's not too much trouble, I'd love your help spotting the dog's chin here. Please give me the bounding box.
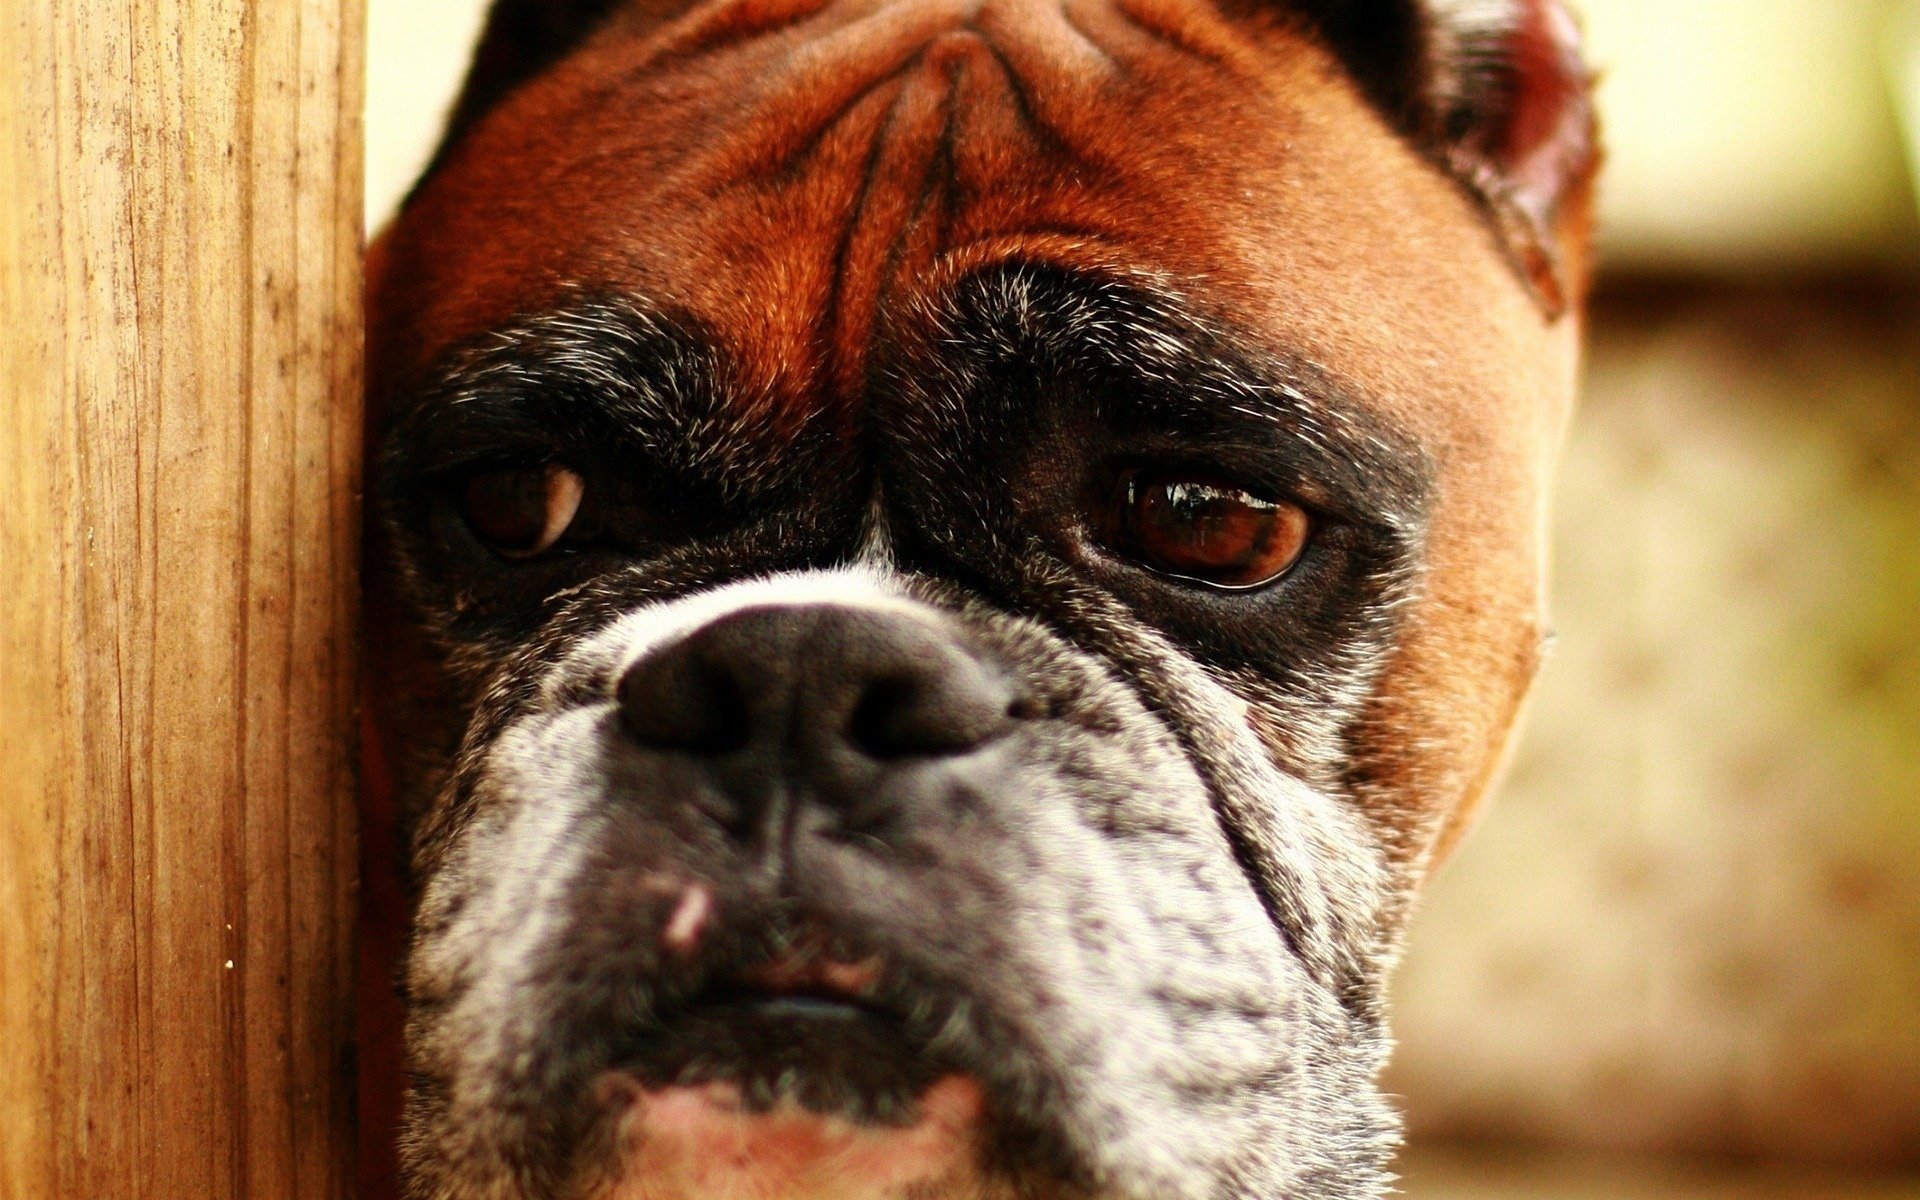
[573,954,1009,1200]
[590,1074,991,1200]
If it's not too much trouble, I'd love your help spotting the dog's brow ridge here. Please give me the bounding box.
[893,264,1433,527]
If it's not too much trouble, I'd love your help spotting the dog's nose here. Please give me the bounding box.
[617,604,1016,835]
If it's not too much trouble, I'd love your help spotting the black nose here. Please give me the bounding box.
[617,604,1016,837]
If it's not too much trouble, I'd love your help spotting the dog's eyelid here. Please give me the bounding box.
[385,408,575,483]
[421,448,565,484]
[1088,435,1402,537]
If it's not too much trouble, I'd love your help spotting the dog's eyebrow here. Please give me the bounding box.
[383,296,742,477]
[1099,324,1432,529]
[904,266,1433,529]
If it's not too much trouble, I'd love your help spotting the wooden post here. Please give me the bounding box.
[0,2,364,1197]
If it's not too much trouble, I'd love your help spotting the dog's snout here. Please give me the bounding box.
[617,603,1017,835]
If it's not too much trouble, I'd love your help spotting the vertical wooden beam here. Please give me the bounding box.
[0,2,364,1197]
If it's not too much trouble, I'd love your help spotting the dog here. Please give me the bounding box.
[361,0,1597,1196]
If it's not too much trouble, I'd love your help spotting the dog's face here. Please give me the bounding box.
[364,1,1595,1197]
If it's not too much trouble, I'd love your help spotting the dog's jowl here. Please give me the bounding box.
[364,0,1598,1196]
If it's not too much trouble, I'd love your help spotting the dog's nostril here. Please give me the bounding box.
[847,664,1013,760]
[619,651,752,755]
[849,677,946,759]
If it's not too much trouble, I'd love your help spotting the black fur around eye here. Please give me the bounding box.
[1096,471,1311,591]
[457,464,586,558]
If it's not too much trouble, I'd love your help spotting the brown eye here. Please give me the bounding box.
[457,465,585,558]
[1099,472,1311,589]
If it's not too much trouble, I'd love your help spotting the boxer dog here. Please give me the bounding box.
[363,0,1597,1196]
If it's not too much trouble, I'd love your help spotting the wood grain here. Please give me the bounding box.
[0,2,364,1196]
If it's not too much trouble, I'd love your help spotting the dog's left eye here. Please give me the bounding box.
[1095,470,1311,590]
[457,464,587,558]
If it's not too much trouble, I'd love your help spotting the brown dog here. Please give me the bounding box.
[362,1,1597,1197]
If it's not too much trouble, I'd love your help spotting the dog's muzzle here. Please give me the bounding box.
[404,572,1395,1200]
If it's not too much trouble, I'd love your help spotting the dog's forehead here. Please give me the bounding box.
[376,0,1561,438]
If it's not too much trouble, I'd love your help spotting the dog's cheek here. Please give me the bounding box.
[595,1077,992,1200]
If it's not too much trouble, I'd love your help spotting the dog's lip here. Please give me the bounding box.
[720,993,868,1019]
[681,953,888,1020]
[604,944,953,1128]
[734,953,883,1000]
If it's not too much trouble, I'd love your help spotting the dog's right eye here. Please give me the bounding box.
[1094,470,1312,591]
[457,464,586,558]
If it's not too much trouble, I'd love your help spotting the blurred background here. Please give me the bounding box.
[1387,3,1920,1196]
[366,1,1920,1195]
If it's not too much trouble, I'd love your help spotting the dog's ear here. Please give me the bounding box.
[1293,0,1599,312]
[410,0,629,193]
[445,0,630,151]
[1423,0,1598,312]
[1286,1,1430,130]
